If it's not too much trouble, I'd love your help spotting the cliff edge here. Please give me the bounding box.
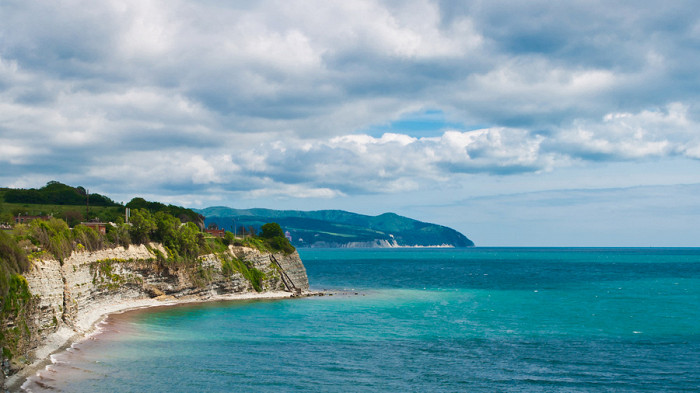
[1,244,309,390]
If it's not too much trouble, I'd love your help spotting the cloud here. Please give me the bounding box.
[552,103,700,160]
[0,0,699,202]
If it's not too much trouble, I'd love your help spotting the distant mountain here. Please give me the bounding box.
[197,207,474,248]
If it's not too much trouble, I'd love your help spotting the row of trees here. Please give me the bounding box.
[0,182,206,230]
[126,198,204,228]
[3,181,119,207]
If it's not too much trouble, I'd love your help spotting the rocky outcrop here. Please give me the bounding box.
[2,244,309,383]
[272,251,309,293]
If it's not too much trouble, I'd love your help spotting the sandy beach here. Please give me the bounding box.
[4,291,299,392]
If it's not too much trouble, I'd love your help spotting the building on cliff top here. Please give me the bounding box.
[14,214,52,224]
[81,221,107,235]
[205,224,226,238]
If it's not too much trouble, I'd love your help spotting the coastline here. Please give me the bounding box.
[5,290,302,392]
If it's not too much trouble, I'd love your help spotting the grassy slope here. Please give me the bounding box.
[0,187,124,223]
[1,202,122,219]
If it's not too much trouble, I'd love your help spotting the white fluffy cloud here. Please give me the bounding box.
[1,0,699,201]
[555,103,700,160]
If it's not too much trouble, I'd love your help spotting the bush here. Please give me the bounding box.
[0,231,28,275]
[219,253,265,291]
[29,218,72,261]
[153,211,209,263]
[73,224,103,251]
[2,274,30,315]
[264,236,295,255]
[0,231,29,303]
[222,231,236,246]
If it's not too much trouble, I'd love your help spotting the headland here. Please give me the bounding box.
[2,243,310,391]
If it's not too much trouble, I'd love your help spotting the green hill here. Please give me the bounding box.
[197,207,474,248]
[0,182,202,228]
[2,181,119,207]
[0,182,124,225]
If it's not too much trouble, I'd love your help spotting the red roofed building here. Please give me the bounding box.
[14,215,51,224]
[81,222,107,235]
[205,224,225,238]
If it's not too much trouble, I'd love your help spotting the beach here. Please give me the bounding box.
[5,291,297,392]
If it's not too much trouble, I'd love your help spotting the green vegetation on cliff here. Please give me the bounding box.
[127,208,210,262]
[126,197,203,227]
[1,207,292,295]
[219,253,265,292]
[0,231,29,307]
[0,232,32,365]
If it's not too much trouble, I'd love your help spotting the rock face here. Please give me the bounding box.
[3,244,309,381]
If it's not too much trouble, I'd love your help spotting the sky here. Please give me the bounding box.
[1,0,699,246]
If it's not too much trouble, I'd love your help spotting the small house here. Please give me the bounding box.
[205,224,226,238]
[14,215,51,224]
[81,222,107,235]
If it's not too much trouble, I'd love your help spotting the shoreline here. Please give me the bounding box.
[5,290,306,392]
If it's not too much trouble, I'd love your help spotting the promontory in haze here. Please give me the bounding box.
[198,206,474,248]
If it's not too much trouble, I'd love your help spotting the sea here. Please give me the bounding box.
[23,248,700,392]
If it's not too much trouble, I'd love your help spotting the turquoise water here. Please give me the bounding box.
[26,248,700,392]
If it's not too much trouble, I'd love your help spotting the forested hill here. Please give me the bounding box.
[1,181,118,206]
[0,182,202,227]
[197,207,474,248]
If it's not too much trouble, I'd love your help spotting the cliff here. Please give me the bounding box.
[1,244,309,388]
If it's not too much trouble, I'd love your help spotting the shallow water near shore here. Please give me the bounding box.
[24,248,700,392]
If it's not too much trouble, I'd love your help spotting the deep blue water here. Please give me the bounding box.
[26,248,700,392]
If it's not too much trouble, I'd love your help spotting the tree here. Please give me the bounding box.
[154,211,181,244]
[260,223,285,239]
[259,222,294,254]
[129,209,156,244]
[177,222,203,260]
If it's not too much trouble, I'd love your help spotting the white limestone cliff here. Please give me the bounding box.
[3,244,309,389]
